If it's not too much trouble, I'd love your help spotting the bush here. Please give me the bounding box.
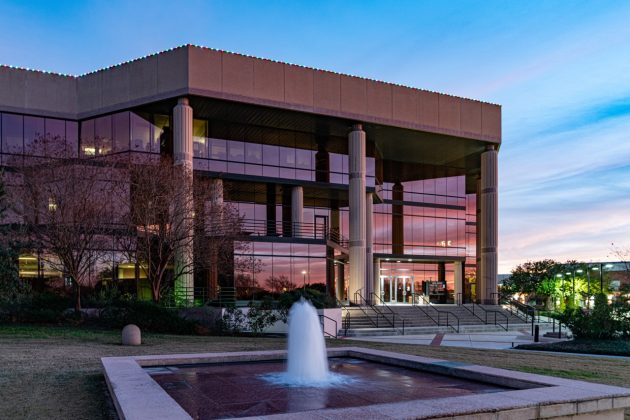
[559,294,629,339]
[98,300,197,334]
[217,298,282,335]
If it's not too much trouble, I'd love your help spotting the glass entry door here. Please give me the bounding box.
[380,275,414,304]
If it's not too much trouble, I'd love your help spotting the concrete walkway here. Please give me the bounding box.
[346,330,565,350]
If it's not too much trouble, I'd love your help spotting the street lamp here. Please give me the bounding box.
[301,270,307,290]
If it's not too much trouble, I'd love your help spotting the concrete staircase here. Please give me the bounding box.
[340,303,543,337]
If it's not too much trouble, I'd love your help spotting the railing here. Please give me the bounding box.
[504,299,536,323]
[410,293,440,327]
[370,292,406,335]
[239,219,349,248]
[461,303,508,331]
[318,314,338,339]
[418,295,459,333]
[353,289,397,330]
[162,286,209,308]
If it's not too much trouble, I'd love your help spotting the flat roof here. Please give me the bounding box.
[0,45,500,144]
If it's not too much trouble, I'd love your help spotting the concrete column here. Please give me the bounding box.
[392,182,404,255]
[481,145,498,304]
[365,192,374,302]
[348,124,366,303]
[454,261,463,304]
[373,258,381,302]
[476,177,484,303]
[291,186,304,238]
[173,97,194,306]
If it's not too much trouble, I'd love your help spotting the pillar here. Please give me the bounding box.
[291,186,304,238]
[173,97,194,306]
[454,261,463,304]
[373,258,381,302]
[348,124,366,303]
[481,145,498,304]
[392,181,404,255]
[365,192,374,302]
[476,176,483,303]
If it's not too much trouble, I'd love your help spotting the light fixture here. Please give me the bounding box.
[565,272,571,276]
[605,264,614,269]
[556,274,563,278]
[576,269,583,273]
[592,267,599,271]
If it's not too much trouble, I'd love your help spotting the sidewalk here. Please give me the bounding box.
[346,330,566,350]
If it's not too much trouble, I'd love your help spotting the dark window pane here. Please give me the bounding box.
[130,113,151,152]
[23,116,44,156]
[95,115,112,155]
[66,121,78,157]
[80,119,95,156]
[113,112,130,152]
[45,118,66,158]
[209,138,226,160]
[227,141,244,162]
[3,114,24,154]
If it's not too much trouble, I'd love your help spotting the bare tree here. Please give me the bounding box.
[114,158,253,303]
[265,275,297,294]
[10,138,116,311]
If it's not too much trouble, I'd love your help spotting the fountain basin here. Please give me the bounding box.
[102,347,630,419]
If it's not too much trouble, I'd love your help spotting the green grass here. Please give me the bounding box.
[516,338,630,356]
[0,325,629,419]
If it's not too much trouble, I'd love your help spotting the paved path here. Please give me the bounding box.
[346,331,564,350]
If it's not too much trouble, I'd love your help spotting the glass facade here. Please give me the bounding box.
[1,108,479,305]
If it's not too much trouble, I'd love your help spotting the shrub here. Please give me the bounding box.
[98,300,197,334]
[559,294,629,339]
[217,298,282,335]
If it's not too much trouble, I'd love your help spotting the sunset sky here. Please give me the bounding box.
[2,0,629,272]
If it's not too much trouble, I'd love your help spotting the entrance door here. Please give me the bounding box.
[380,275,414,304]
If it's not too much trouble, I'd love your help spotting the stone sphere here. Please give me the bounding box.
[121,324,141,346]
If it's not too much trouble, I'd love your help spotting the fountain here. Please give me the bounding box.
[262,298,350,387]
[102,298,630,419]
[286,298,329,382]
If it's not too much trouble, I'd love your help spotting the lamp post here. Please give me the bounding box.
[301,270,307,290]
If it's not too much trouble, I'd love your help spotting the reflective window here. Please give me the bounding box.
[2,114,23,154]
[193,119,207,158]
[130,113,151,152]
[23,116,44,156]
[113,112,130,152]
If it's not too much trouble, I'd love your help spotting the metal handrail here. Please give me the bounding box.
[370,292,406,335]
[410,293,440,326]
[318,314,338,339]
[354,290,395,330]
[239,219,349,247]
[418,295,459,333]
[470,303,508,331]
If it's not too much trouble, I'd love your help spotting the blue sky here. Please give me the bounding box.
[2,0,630,272]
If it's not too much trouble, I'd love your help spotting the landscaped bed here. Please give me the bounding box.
[516,338,630,357]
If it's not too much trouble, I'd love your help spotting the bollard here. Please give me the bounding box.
[534,325,539,342]
[531,316,534,336]
[558,322,562,338]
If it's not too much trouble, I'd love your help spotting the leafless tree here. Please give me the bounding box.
[114,158,254,303]
[265,275,297,294]
[9,136,116,311]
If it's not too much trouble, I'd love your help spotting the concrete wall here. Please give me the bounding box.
[0,45,501,143]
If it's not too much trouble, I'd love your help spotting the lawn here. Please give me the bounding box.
[1,325,629,419]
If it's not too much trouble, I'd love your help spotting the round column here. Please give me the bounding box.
[173,97,194,306]
[481,145,498,304]
[348,124,366,303]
